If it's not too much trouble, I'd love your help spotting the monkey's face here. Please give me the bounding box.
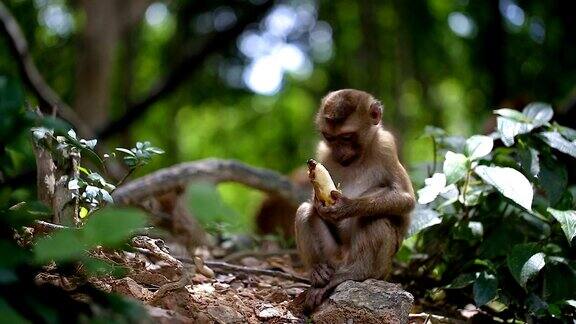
[322,131,362,166]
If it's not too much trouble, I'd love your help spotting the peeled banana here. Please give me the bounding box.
[307,159,340,205]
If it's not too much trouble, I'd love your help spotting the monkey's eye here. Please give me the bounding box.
[322,133,336,142]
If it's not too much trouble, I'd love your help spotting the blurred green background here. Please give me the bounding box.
[1,0,575,234]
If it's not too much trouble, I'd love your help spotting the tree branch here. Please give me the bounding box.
[112,159,308,207]
[96,0,274,140]
[0,2,92,137]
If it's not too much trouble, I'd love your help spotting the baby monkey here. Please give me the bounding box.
[295,89,415,310]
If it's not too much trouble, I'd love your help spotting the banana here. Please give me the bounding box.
[307,159,340,205]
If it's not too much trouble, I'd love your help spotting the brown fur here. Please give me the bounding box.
[295,89,415,311]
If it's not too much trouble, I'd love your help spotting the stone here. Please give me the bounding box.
[206,305,244,323]
[312,279,413,324]
[145,306,193,324]
[111,277,153,301]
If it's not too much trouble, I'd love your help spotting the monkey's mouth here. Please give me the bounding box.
[338,155,359,166]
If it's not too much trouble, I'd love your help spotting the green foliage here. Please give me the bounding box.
[34,207,146,264]
[413,104,576,321]
[0,75,153,322]
[116,141,165,169]
[31,126,163,217]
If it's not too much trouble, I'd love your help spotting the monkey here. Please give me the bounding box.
[294,89,415,310]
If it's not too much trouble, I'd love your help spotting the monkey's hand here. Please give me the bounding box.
[316,191,354,222]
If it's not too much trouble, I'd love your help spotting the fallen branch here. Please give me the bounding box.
[112,159,308,206]
[34,220,68,231]
[0,2,91,137]
[223,249,299,263]
[179,258,310,284]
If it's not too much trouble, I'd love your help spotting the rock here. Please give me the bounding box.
[257,305,282,319]
[145,306,193,324]
[312,279,413,324]
[206,305,244,323]
[111,277,153,301]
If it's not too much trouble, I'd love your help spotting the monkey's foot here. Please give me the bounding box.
[310,263,334,287]
[304,286,329,312]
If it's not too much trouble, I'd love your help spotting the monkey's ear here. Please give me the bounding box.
[369,101,383,125]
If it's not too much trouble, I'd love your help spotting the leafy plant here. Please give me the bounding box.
[412,103,576,321]
[0,75,163,322]
[32,127,164,218]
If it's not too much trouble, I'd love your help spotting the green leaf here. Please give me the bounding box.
[99,189,114,204]
[473,272,498,306]
[539,131,576,158]
[407,206,441,237]
[539,156,568,206]
[507,243,545,288]
[68,179,80,190]
[517,146,540,177]
[526,293,548,315]
[62,131,105,167]
[553,123,576,141]
[34,229,86,263]
[115,148,136,157]
[465,135,493,160]
[445,273,476,289]
[474,165,533,211]
[443,151,468,184]
[494,108,528,121]
[417,173,446,204]
[543,263,576,302]
[460,184,486,206]
[83,208,146,247]
[31,127,53,141]
[522,102,553,127]
[480,224,523,258]
[547,208,576,245]
[496,117,534,147]
[146,147,165,154]
[80,138,97,149]
[67,129,77,139]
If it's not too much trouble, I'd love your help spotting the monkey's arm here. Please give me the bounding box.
[353,184,415,218]
[317,162,415,222]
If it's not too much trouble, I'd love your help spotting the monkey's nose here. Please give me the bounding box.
[307,159,317,168]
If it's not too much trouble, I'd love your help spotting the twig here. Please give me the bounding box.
[431,137,437,177]
[0,2,91,138]
[112,159,308,206]
[178,258,310,284]
[222,249,299,263]
[114,167,136,191]
[409,313,465,324]
[34,220,69,231]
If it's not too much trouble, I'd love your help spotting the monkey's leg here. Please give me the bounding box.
[295,202,339,287]
[305,218,398,309]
